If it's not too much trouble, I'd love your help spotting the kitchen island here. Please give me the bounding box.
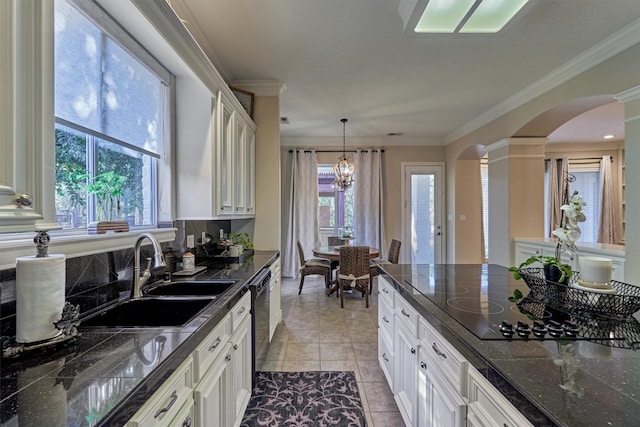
[0,250,279,426]
[379,263,640,427]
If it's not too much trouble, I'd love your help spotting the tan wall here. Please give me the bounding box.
[455,159,483,263]
[253,96,281,251]
[280,145,445,255]
[445,43,640,264]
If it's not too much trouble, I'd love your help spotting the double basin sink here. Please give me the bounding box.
[80,279,239,328]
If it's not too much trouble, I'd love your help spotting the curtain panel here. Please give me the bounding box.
[283,150,320,278]
[353,150,386,257]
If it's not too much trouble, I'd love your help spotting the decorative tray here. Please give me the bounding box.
[518,267,640,320]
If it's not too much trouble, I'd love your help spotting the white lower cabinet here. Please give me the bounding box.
[195,291,252,427]
[379,276,533,427]
[194,341,232,427]
[269,259,282,340]
[418,348,466,427]
[126,357,194,427]
[229,314,252,426]
[467,367,533,427]
[129,290,253,427]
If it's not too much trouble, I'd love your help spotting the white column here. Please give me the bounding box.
[486,138,547,267]
[616,86,640,283]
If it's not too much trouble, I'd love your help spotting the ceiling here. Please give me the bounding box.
[170,0,640,146]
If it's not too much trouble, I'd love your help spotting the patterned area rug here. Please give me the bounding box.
[240,371,367,427]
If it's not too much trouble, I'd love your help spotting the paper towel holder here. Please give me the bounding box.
[2,232,81,359]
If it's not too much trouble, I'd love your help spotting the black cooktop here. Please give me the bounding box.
[391,264,640,349]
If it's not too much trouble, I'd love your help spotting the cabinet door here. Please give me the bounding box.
[194,342,232,427]
[0,0,57,232]
[394,322,418,427]
[216,95,235,216]
[230,315,252,427]
[421,349,466,427]
[234,119,246,215]
[244,127,256,215]
[269,259,281,340]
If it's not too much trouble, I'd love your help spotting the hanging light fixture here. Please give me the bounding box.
[333,118,356,190]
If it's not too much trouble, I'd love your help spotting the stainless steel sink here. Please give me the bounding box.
[80,297,214,328]
[143,279,238,297]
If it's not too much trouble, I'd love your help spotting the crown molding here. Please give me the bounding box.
[231,80,286,97]
[616,85,640,103]
[446,18,640,144]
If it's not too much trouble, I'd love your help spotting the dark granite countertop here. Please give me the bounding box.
[0,250,279,426]
[380,264,640,427]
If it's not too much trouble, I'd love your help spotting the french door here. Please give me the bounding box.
[402,163,444,264]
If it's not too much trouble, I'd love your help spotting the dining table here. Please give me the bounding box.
[312,245,380,296]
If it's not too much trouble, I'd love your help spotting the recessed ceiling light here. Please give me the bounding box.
[604,134,614,139]
[399,0,530,35]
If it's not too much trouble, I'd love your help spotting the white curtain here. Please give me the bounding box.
[547,157,569,237]
[353,149,386,257]
[283,149,320,278]
[598,156,618,244]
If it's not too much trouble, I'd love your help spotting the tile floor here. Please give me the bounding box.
[261,274,406,427]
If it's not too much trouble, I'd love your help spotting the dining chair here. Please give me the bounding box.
[296,241,331,294]
[337,246,371,308]
[327,236,345,246]
[369,239,402,291]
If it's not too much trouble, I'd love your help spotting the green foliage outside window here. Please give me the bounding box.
[55,128,146,228]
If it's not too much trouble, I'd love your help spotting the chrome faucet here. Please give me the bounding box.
[132,232,166,299]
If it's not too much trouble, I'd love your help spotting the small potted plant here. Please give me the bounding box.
[81,171,129,234]
[509,255,572,285]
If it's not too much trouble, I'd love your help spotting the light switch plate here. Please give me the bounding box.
[186,234,194,248]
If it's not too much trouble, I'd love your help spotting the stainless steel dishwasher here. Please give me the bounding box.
[249,268,271,386]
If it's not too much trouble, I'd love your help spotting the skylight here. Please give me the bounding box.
[399,0,530,35]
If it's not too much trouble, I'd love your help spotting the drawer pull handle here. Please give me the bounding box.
[233,343,238,351]
[432,343,447,359]
[401,309,410,318]
[209,337,222,351]
[382,352,389,362]
[225,353,232,362]
[411,347,416,354]
[238,306,246,315]
[183,416,192,427]
[382,288,389,294]
[382,316,390,323]
[420,361,427,370]
[154,390,178,418]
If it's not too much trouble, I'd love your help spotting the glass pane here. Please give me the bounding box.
[411,174,435,264]
[570,171,600,243]
[319,197,335,227]
[54,0,162,154]
[55,125,88,229]
[97,140,154,226]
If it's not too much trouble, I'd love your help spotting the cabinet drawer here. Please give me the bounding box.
[193,314,231,382]
[378,294,394,342]
[378,276,395,306]
[419,318,467,394]
[467,367,533,427]
[231,291,251,331]
[395,294,419,337]
[126,357,193,427]
[378,332,393,387]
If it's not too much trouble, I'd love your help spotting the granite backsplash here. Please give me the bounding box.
[0,244,169,341]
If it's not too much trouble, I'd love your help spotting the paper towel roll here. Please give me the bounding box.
[16,254,66,344]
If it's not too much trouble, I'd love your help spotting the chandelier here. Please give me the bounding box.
[333,118,356,190]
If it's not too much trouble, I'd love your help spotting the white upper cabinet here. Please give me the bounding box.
[0,1,58,232]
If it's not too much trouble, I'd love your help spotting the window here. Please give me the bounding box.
[318,166,354,235]
[569,170,600,243]
[545,163,601,244]
[54,0,170,229]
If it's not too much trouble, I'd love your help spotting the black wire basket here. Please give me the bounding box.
[518,267,640,320]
